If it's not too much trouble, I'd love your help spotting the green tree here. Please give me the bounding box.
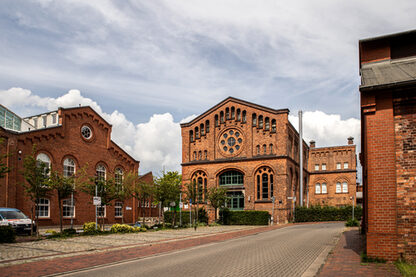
[184,181,199,228]
[48,171,75,232]
[114,173,130,224]
[0,138,10,179]
[207,187,227,222]
[22,146,51,236]
[154,171,181,227]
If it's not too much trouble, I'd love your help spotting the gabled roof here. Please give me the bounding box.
[180,96,289,127]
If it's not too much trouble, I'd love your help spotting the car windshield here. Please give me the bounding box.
[0,211,28,219]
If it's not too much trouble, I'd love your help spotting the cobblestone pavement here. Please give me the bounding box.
[318,228,401,277]
[0,225,257,267]
[61,222,345,277]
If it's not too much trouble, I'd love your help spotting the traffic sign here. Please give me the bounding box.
[93,196,101,206]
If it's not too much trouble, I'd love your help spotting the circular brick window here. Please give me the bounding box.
[81,125,92,140]
[219,128,243,156]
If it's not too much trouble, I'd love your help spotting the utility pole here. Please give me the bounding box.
[299,110,303,207]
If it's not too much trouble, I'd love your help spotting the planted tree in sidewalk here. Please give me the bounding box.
[154,171,181,227]
[0,138,10,179]
[207,187,227,222]
[184,181,199,228]
[22,146,51,236]
[48,171,75,232]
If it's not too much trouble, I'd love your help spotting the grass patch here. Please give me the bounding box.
[395,260,416,277]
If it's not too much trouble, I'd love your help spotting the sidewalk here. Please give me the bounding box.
[318,227,401,277]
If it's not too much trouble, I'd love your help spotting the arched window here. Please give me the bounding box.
[206,120,210,133]
[193,151,197,160]
[220,111,224,123]
[256,145,260,155]
[231,107,235,119]
[258,116,263,128]
[204,150,207,160]
[195,127,199,139]
[115,168,123,188]
[63,158,76,177]
[200,123,205,136]
[198,151,202,160]
[336,182,341,193]
[255,167,274,200]
[225,107,230,120]
[215,115,219,127]
[36,153,51,177]
[263,144,267,154]
[242,111,247,123]
[192,171,208,203]
[322,183,327,194]
[252,113,257,126]
[236,109,241,121]
[96,164,106,182]
[342,182,348,193]
[190,130,194,142]
[265,117,270,130]
[269,144,273,154]
[271,119,276,132]
[315,183,321,194]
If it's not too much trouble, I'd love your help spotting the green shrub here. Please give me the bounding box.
[0,225,16,243]
[63,228,77,235]
[83,222,99,234]
[295,205,362,222]
[140,227,147,232]
[220,209,270,225]
[164,211,191,226]
[345,218,359,227]
[198,207,209,224]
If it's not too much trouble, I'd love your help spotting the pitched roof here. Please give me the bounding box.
[180,96,289,127]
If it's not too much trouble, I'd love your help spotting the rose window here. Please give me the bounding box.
[81,125,92,140]
[219,129,243,155]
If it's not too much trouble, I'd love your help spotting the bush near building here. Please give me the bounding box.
[0,226,16,243]
[164,208,208,226]
[220,210,270,225]
[295,205,362,222]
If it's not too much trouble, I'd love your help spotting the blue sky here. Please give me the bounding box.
[1,0,415,174]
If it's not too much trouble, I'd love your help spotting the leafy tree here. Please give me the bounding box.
[22,146,51,236]
[0,138,10,179]
[184,181,199,228]
[154,171,181,227]
[207,187,228,222]
[114,175,130,224]
[48,171,75,232]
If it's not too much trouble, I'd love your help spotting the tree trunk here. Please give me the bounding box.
[142,200,146,227]
[30,205,34,236]
[214,207,217,222]
[35,198,39,237]
[58,197,63,232]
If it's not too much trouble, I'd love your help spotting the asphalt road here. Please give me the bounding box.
[60,222,344,277]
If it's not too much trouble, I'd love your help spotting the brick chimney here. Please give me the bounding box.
[348,137,354,145]
[310,140,315,148]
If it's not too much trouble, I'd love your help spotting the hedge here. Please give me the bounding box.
[164,208,208,225]
[220,210,270,225]
[295,205,362,222]
[0,226,16,243]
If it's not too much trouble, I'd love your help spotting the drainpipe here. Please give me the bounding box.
[299,111,303,207]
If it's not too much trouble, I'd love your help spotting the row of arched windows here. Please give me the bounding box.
[190,120,210,142]
[215,107,247,127]
[315,181,348,194]
[256,144,274,155]
[193,150,208,161]
[252,114,276,132]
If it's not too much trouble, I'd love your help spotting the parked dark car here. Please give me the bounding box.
[0,208,36,235]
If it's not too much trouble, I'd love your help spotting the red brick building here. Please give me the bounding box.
[0,105,155,226]
[359,30,416,262]
[181,97,357,223]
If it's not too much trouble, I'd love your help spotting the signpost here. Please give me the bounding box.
[271,196,276,225]
[93,196,101,206]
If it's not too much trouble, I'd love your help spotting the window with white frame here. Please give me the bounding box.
[315,183,321,194]
[52,113,57,124]
[96,206,106,217]
[336,182,341,193]
[321,164,327,171]
[96,164,106,182]
[36,198,50,218]
[344,162,349,169]
[36,153,51,177]
[115,202,123,217]
[115,168,123,191]
[336,162,341,169]
[63,158,76,177]
[342,182,348,193]
[63,199,75,218]
[322,183,327,194]
[315,164,319,171]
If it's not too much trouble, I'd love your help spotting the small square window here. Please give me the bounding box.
[315,164,319,171]
[321,164,326,171]
[344,162,349,169]
[336,162,341,169]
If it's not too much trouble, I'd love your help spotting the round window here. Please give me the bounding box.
[81,125,92,140]
[218,128,243,156]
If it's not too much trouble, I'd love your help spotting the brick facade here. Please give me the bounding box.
[0,105,156,227]
[181,97,357,223]
[359,30,416,262]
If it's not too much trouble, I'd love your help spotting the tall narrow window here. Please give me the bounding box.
[342,182,348,193]
[315,164,319,171]
[236,109,241,121]
[262,174,268,199]
[271,119,276,132]
[344,162,349,169]
[204,150,207,160]
[315,183,321,194]
[269,144,273,154]
[220,111,224,123]
[225,107,230,120]
[115,168,124,192]
[195,127,199,139]
[52,114,57,124]
[63,199,75,218]
[258,116,263,128]
[200,123,205,136]
[257,175,261,199]
[190,130,194,142]
[193,151,197,160]
[115,202,123,217]
[322,183,327,194]
[42,115,47,127]
[36,153,51,178]
[204,179,207,202]
[336,162,341,169]
[33,118,38,128]
[206,120,210,133]
[198,151,202,160]
[270,175,273,198]
[265,117,270,130]
[96,164,106,182]
[336,182,341,193]
[252,113,257,126]
[242,111,247,123]
[321,164,326,171]
[256,145,260,155]
[63,158,75,177]
[231,107,235,119]
[215,115,219,127]
[263,144,267,154]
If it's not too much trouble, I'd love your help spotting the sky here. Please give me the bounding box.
[1,0,415,175]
